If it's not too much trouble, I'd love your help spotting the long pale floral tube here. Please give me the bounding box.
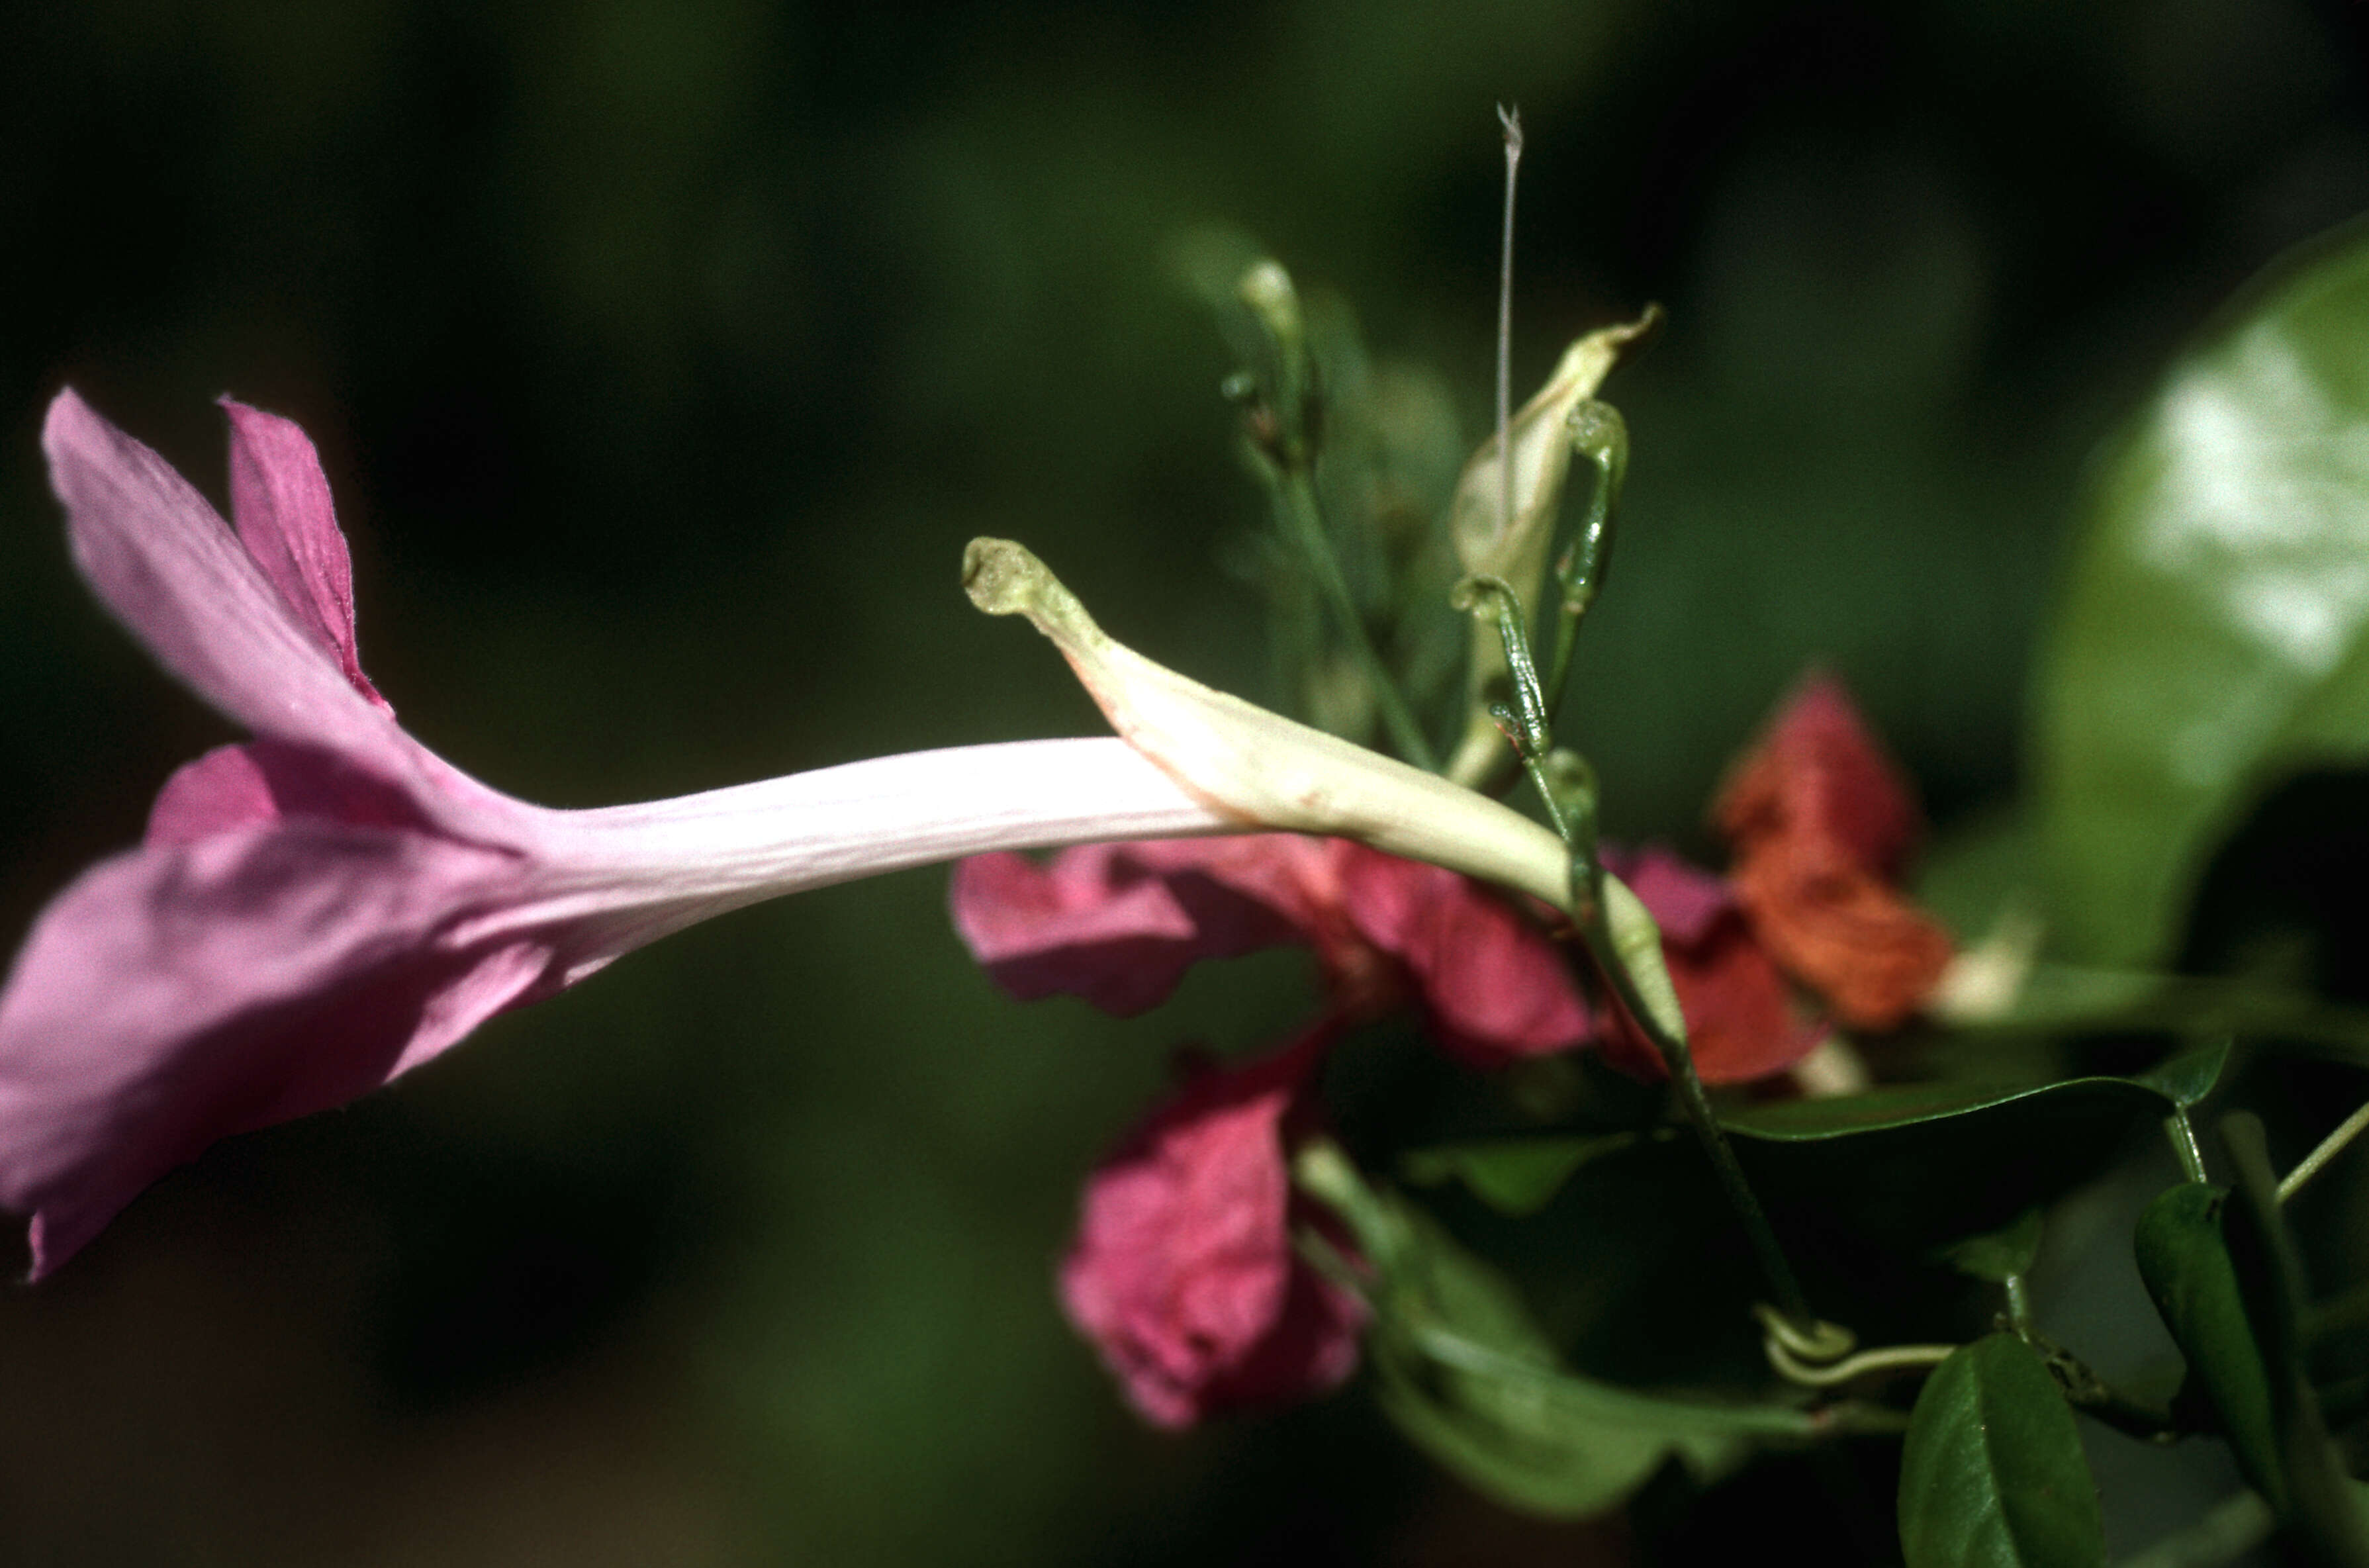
[0,391,1229,1277]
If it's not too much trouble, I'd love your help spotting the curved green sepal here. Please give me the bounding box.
[1898,1334,2106,1568]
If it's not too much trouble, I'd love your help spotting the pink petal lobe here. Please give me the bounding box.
[146,745,280,845]
[1335,844,1591,1068]
[220,399,388,710]
[949,837,1328,1017]
[42,390,415,790]
[0,823,555,1277]
[951,848,1202,1014]
[146,740,436,847]
[1058,1026,1362,1427]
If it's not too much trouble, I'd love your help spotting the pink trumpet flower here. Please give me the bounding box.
[2,391,1231,1277]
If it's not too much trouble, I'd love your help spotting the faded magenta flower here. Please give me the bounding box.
[1059,1023,1364,1428]
[952,833,1591,1069]
[1712,675,1954,1031]
[1,391,1233,1277]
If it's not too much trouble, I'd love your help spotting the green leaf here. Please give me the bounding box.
[1726,1074,2171,1256]
[1940,1209,2045,1285]
[2039,219,2369,965]
[1719,1074,2174,1142]
[2134,1183,2290,1515]
[1401,1131,1669,1217]
[2131,1039,2233,1109]
[1295,1144,1810,1518]
[1898,1334,2105,1568]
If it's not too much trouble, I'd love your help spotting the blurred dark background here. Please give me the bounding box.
[0,1,2364,1561]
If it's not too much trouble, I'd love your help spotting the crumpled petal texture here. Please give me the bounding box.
[951,833,1589,1066]
[1058,1030,1363,1428]
[949,839,1320,1016]
[1715,676,1953,1031]
[1332,841,1590,1067]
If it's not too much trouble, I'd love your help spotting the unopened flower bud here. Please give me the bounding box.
[1236,259,1305,360]
[1446,309,1659,784]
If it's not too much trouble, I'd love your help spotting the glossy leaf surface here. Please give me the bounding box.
[1720,1073,2176,1142]
[2039,222,2369,964]
[1898,1334,2104,1568]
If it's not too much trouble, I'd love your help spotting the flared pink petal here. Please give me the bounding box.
[221,399,389,710]
[949,837,1326,1017]
[0,822,557,1277]
[1058,1025,1360,1428]
[42,391,418,790]
[146,740,436,846]
[1335,843,1591,1068]
[146,745,281,845]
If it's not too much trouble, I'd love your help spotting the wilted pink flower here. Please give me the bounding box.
[1059,1023,1364,1428]
[1,391,1233,1277]
[1713,676,1953,1031]
[952,833,1591,1068]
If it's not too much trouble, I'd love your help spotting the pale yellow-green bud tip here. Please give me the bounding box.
[962,536,1103,650]
[962,536,1046,616]
[1236,259,1303,349]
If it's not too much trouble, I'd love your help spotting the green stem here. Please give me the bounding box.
[2021,1337,2185,1440]
[2279,1097,2369,1204]
[1516,751,1571,841]
[1767,1338,1955,1388]
[2003,1273,2037,1338]
[1579,912,1816,1329]
[1544,400,1628,713]
[1457,577,1810,1327]
[2166,1108,2211,1184]
[1495,105,1521,559]
[1276,470,1440,770]
[2222,1111,2369,1566]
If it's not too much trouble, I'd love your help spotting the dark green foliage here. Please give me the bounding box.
[1898,1335,2104,1568]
